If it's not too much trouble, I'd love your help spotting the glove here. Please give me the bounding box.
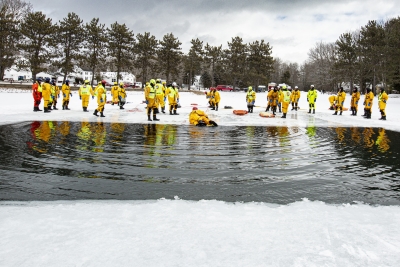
[164,97,166,101]
[92,96,94,100]
[70,93,72,97]
[315,99,317,102]
[79,96,81,100]
[58,94,60,99]
[341,101,344,105]
[383,100,386,103]
[251,101,255,105]
[145,100,148,104]
[368,103,371,106]
[363,101,365,105]
[177,98,179,102]
[307,99,309,102]
[356,101,358,105]
[100,99,103,103]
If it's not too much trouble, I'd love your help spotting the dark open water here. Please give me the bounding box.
[0,121,399,204]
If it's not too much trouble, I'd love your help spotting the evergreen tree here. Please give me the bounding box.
[107,22,134,83]
[224,36,247,88]
[204,43,222,86]
[134,32,158,84]
[200,71,212,88]
[334,32,358,90]
[184,38,203,88]
[0,0,32,80]
[384,17,400,92]
[280,70,291,84]
[246,39,274,87]
[56,12,84,82]
[17,11,56,80]
[157,33,182,82]
[82,18,107,86]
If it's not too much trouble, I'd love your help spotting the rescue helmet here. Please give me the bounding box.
[274,86,278,91]
[119,82,124,86]
[353,87,358,92]
[192,107,198,110]
[45,77,50,82]
[367,88,371,92]
[114,82,118,85]
[146,82,150,86]
[98,81,102,84]
[295,86,298,89]
[156,78,161,83]
[84,80,89,84]
[162,81,166,85]
[172,82,177,87]
[340,87,344,91]
[65,80,69,83]
[37,78,42,82]
[248,86,252,91]
[310,84,314,88]
[150,79,156,85]
[282,85,287,89]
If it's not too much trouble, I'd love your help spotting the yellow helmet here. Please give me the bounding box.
[146,82,150,86]
[114,82,117,85]
[98,81,101,84]
[150,79,156,85]
[119,82,124,86]
[248,86,252,90]
[84,80,89,84]
[162,81,166,85]
[282,85,287,89]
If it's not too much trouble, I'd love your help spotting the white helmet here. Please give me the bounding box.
[310,84,314,88]
[172,82,177,86]
[295,86,298,89]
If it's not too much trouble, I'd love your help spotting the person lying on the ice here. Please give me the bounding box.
[189,107,218,126]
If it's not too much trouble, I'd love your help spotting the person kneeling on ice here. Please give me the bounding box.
[333,87,346,115]
[329,95,337,110]
[189,107,218,126]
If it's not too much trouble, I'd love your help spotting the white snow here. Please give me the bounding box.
[1,89,400,266]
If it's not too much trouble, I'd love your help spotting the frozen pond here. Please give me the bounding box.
[0,121,399,205]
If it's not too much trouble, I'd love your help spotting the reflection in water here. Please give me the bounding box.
[0,121,399,204]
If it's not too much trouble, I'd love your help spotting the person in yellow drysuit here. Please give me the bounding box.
[42,78,52,113]
[291,86,300,111]
[278,87,284,113]
[378,87,389,120]
[246,86,256,113]
[62,80,72,110]
[118,82,127,110]
[307,85,318,114]
[79,80,94,112]
[329,95,337,110]
[155,79,165,113]
[189,107,217,126]
[363,88,374,119]
[145,79,160,121]
[211,88,221,111]
[333,87,346,115]
[269,87,279,115]
[165,82,179,115]
[281,86,291,118]
[111,82,119,105]
[47,80,55,110]
[93,80,107,117]
[265,88,273,111]
[350,87,361,116]
[205,89,212,107]
[51,80,60,110]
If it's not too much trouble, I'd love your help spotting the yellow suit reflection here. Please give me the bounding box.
[31,121,56,153]
[350,127,361,144]
[58,121,71,145]
[92,122,106,153]
[376,128,390,153]
[363,128,375,150]
[110,122,125,146]
[335,127,346,145]
[76,121,92,151]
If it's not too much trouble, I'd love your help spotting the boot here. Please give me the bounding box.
[37,107,42,111]
[333,111,337,115]
[48,105,52,110]
[291,104,294,111]
[93,109,98,117]
[153,115,160,121]
[312,109,315,114]
[273,107,276,115]
[53,106,58,110]
[216,104,218,111]
[170,110,173,115]
[44,107,51,113]
[250,107,253,113]
[362,108,367,117]
[65,101,70,110]
[354,110,357,116]
[173,106,179,115]
[33,107,38,112]
[365,110,371,119]
[83,107,89,112]
[339,110,343,115]
[308,109,311,113]
[148,115,152,121]
[161,107,165,113]
[281,113,286,118]
[266,106,270,112]
[279,106,282,113]
[120,105,124,109]
[211,105,215,110]
[100,112,105,117]
[382,116,386,120]
[62,105,65,110]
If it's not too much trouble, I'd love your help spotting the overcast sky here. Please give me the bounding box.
[29,0,400,64]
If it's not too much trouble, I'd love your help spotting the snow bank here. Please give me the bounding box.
[1,199,399,267]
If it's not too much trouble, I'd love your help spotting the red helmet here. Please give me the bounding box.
[192,107,198,110]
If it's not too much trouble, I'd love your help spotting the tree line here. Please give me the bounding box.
[0,0,274,88]
[275,18,400,94]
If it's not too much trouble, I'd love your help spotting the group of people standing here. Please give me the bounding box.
[329,87,389,120]
[32,78,126,118]
[144,79,180,121]
[245,85,301,118]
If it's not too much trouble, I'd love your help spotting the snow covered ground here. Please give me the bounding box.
[1,89,400,266]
